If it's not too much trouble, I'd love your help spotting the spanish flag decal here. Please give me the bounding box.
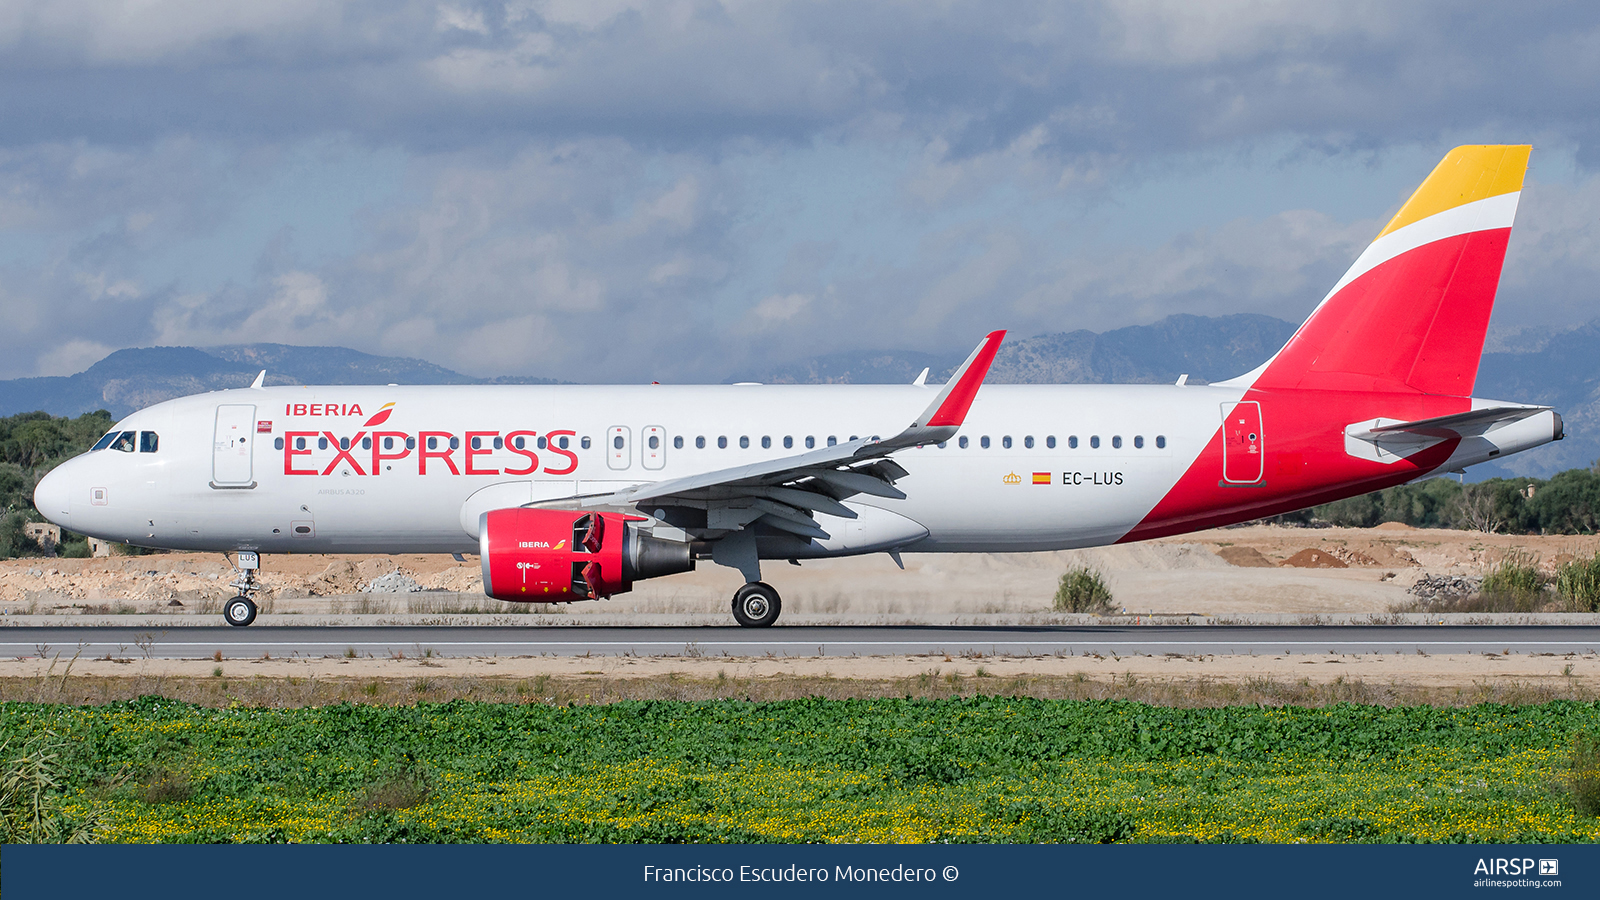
[1032,472,1051,485]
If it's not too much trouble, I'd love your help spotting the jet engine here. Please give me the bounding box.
[479,508,693,602]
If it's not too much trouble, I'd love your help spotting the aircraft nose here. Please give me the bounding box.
[32,466,72,526]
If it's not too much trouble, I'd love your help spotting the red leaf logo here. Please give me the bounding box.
[363,403,395,428]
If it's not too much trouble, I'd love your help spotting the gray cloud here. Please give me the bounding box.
[2,2,1599,383]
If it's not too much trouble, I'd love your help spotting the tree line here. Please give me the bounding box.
[1277,466,1600,534]
[1,409,113,558]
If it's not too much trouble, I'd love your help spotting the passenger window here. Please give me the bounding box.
[139,431,159,453]
[1068,436,1077,449]
[580,436,591,449]
[761,436,771,449]
[406,437,416,450]
[648,435,660,449]
[91,431,119,451]
[513,436,525,449]
[696,436,706,449]
[937,442,947,449]
[340,437,351,451]
[1090,435,1100,449]
[958,436,968,449]
[980,436,991,449]
[558,436,569,450]
[1024,436,1034,449]
[1046,436,1056,449]
[472,436,482,450]
[718,436,728,449]
[493,437,503,450]
[427,437,437,450]
[783,436,793,449]
[849,435,858,441]
[1002,436,1012,449]
[613,435,624,450]
[805,436,815,449]
[274,437,284,450]
[1134,435,1144,449]
[383,437,394,450]
[296,437,306,451]
[450,437,461,450]
[537,436,546,450]
[673,436,683,450]
[360,437,370,450]
[1156,435,1167,449]
[739,436,750,449]
[1112,435,1122,449]
[827,436,837,446]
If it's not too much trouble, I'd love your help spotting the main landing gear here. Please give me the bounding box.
[732,582,781,627]
[224,551,262,627]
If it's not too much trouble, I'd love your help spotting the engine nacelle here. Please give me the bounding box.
[479,508,693,602]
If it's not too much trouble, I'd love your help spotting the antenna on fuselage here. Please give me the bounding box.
[250,370,266,390]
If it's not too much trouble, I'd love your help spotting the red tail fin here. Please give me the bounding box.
[1243,145,1530,396]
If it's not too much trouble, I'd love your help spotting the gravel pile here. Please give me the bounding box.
[1408,574,1481,601]
[364,572,423,594]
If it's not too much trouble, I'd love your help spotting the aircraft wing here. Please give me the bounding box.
[1347,405,1551,441]
[564,330,1006,540]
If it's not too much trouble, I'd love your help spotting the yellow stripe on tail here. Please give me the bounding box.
[1376,144,1530,239]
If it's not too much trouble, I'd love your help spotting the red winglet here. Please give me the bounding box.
[923,330,1005,427]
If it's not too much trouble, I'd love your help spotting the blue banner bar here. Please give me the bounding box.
[3,844,1596,898]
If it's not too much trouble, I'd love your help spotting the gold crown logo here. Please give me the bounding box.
[1002,471,1021,485]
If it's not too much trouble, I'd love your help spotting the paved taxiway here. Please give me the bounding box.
[1,625,1597,659]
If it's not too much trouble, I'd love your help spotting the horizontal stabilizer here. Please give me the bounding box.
[1348,406,1550,441]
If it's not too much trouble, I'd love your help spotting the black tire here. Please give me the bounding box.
[224,596,258,627]
[731,582,781,627]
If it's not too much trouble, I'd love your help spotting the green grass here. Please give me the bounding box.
[3,697,1599,844]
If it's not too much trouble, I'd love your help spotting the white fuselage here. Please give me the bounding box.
[35,382,1243,556]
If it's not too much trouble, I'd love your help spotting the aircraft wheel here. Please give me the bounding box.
[224,596,258,627]
[731,582,781,627]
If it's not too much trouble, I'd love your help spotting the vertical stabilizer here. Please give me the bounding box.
[1241,145,1530,396]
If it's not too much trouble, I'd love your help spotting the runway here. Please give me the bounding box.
[2,624,1598,659]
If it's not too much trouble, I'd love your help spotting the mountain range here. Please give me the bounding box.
[0,344,562,421]
[2,315,1593,479]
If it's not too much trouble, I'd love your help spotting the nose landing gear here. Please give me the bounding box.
[224,551,263,627]
[731,582,781,627]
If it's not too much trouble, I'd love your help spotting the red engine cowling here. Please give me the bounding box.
[479,508,694,602]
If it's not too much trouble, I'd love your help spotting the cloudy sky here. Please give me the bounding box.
[2,1,1599,383]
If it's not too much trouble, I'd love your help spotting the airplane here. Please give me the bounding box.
[32,144,1562,628]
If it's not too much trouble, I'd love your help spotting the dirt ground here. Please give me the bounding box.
[3,650,1597,707]
[3,524,1596,619]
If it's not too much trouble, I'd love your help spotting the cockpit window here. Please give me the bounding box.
[139,431,159,453]
[91,431,119,451]
[110,431,137,453]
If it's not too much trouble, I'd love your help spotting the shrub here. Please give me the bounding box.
[358,775,433,811]
[139,768,192,805]
[0,733,103,843]
[1477,551,1549,612]
[1054,566,1113,613]
[1555,554,1600,613]
[1564,733,1600,818]
[0,511,45,559]
[988,799,1135,843]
